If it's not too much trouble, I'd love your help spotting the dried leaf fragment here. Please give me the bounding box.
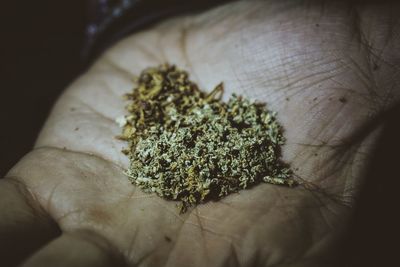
[118,64,296,213]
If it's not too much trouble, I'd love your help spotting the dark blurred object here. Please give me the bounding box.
[0,1,86,177]
[82,0,230,63]
[342,104,400,267]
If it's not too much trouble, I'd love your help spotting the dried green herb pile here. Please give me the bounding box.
[117,64,295,212]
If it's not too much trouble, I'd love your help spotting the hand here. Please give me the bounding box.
[2,1,399,266]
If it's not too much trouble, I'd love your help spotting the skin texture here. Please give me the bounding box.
[2,1,400,266]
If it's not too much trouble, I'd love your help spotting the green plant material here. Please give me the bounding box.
[117,64,295,213]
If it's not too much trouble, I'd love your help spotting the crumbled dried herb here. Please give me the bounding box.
[117,64,295,213]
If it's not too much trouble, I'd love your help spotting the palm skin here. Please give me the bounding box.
[2,1,399,266]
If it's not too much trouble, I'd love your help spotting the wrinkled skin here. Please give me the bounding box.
[1,1,399,266]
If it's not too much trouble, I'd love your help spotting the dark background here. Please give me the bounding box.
[1,1,85,177]
[0,1,399,266]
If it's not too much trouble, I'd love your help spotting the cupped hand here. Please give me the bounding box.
[2,1,399,266]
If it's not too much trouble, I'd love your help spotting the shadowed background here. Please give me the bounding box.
[1,1,85,176]
[0,1,399,266]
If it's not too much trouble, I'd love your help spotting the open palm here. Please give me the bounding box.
[3,1,399,267]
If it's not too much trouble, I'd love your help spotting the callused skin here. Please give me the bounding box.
[2,1,399,266]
